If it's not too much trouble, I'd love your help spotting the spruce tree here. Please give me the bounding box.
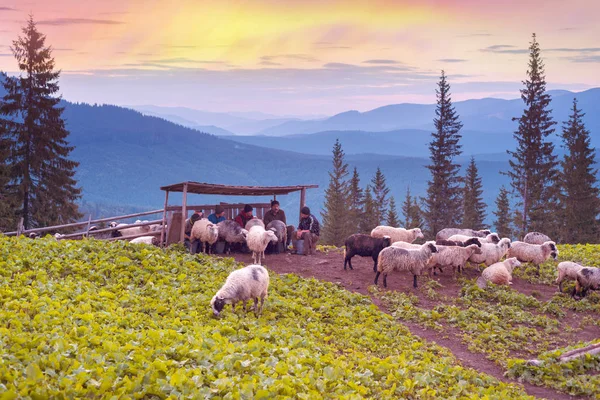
[359,187,379,234]
[506,33,559,238]
[558,98,600,243]
[320,139,351,246]
[493,186,512,239]
[0,17,81,229]
[424,71,463,236]
[347,167,364,233]
[0,126,15,230]
[386,196,400,227]
[401,187,423,229]
[462,157,487,229]
[371,167,390,225]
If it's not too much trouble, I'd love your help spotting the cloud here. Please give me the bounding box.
[480,45,528,54]
[53,48,75,52]
[0,53,12,57]
[38,18,124,26]
[547,47,600,53]
[437,58,467,63]
[362,59,400,65]
[458,32,492,37]
[259,61,282,66]
[0,7,17,11]
[261,54,318,62]
[564,55,600,63]
[147,57,227,64]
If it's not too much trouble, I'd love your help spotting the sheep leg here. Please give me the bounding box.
[383,273,388,288]
[536,264,540,275]
[242,300,248,314]
[372,258,377,273]
[253,298,260,317]
[374,271,380,285]
[558,281,563,292]
[413,275,418,288]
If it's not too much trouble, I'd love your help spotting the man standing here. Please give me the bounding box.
[208,205,226,224]
[292,206,320,256]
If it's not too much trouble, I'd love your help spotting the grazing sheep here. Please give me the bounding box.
[113,221,150,237]
[247,226,278,265]
[506,241,558,274]
[467,238,512,268]
[476,257,522,288]
[572,267,600,299]
[190,219,220,254]
[130,236,159,246]
[429,243,483,275]
[371,226,424,244]
[447,233,500,244]
[523,232,552,245]
[436,238,482,248]
[556,261,585,292]
[375,242,438,288]
[211,264,270,317]
[436,228,491,241]
[54,233,65,240]
[344,234,392,272]
[245,219,265,231]
[217,220,248,254]
[265,220,287,254]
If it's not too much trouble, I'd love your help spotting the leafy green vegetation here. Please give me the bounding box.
[0,236,530,398]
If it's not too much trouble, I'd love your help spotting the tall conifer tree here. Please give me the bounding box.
[558,98,600,243]
[0,16,81,229]
[462,157,486,229]
[401,187,423,229]
[424,71,463,235]
[359,187,379,234]
[320,139,350,246]
[347,167,364,234]
[493,186,513,239]
[371,167,390,225]
[386,196,400,227]
[506,33,559,237]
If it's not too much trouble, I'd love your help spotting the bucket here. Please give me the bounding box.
[296,240,305,255]
[214,241,226,254]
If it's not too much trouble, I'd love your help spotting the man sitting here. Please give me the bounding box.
[208,205,226,224]
[263,200,294,250]
[183,211,202,253]
[292,206,320,256]
[235,204,254,228]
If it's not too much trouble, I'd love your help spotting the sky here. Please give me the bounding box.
[0,0,598,116]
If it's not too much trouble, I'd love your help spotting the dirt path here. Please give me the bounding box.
[221,249,593,399]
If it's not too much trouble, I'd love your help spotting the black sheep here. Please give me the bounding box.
[344,234,392,272]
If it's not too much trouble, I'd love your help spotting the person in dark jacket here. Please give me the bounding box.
[292,206,320,256]
[263,200,286,225]
[208,205,226,224]
[235,204,254,228]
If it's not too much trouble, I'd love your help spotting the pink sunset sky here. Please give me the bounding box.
[0,0,598,115]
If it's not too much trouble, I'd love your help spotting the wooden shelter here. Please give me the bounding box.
[159,182,318,244]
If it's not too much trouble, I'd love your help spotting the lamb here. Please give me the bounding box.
[447,233,500,244]
[247,225,278,265]
[429,243,483,275]
[506,241,558,274]
[476,257,522,288]
[436,228,491,241]
[374,242,438,288]
[217,220,248,254]
[210,264,270,317]
[435,238,482,248]
[467,238,512,268]
[556,261,585,292]
[130,236,159,246]
[573,267,600,299]
[371,226,424,244]
[190,219,219,254]
[344,234,392,272]
[245,219,265,231]
[265,220,287,254]
[523,232,553,245]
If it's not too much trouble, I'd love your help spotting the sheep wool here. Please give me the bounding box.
[371,226,424,244]
[266,220,287,254]
[436,228,491,241]
[191,219,220,254]
[130,236,159,246]
[217,220,248,254]
[344,234,392,272]
[211,264,270,317]
[245,219,265,231]
[556,261,584,292]
[430,243,482,275]
[476,258,521,288]
[375,242,438,288]
[247,226,278,265]
[574,267,600,298]
[467,238,512,268]
[506,241,558,274]
[523,232,552,245]
[447,233,500,244]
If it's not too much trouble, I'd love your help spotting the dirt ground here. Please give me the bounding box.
[219,249,597,399]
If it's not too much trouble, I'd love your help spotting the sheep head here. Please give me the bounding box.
[382,235,392,248]
[413,228,424,239]
[266,230,278,244]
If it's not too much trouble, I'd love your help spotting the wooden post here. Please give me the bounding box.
[160,190,169,247]
[180,183,188,243]
[85,214,92,238]
[17,218,24,236]
[299,187,306,223]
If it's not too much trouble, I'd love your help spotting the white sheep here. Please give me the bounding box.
[130,236,159,246]
[247,225,278,265]
[375,242,438,288]
[467,238,512,268]
[115,222,150,237]
[573,267,600,299]
[210,264,270,317]
[371,226,424,244]
[190,219,219,254]
[447,233,500,244]
[245,218,265,231]
[555,261,585,292]
[436,228,491,241]
[506,241,558,274]
[476,257,521,288]
[429,243,483,275]
[523,231,552,245]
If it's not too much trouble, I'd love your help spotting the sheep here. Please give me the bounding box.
[435,238,482,248]
[436,228,491,241]
[344,234,392,272]
[130,236,159,246]
[429,243,483,275]
[476,257,522,288]
[210,264,270,317]
[573,267,600,299]
[371,226,424,244]
[556,261,585,292]
[265,220,287,254]
[217,220,248,254]
[245,218,265,231]
[447,233,500,244]
[523,232,552,245]
[374,242,438,288]
[506,241,558,274]
[247,225,278,265]
[190,219,219,254]
[392,240,447,274]
[467,238,512,268]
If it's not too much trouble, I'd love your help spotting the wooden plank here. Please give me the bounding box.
[180,182,188,243]
[299,187,306,223]
[57,219,164,239]
[160,190,169,248]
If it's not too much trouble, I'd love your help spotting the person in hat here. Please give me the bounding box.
[292,206,320,256]
[183,211,203,253]
[208,205,226,224]
[235,204,254,228]
[263,200,286,226]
